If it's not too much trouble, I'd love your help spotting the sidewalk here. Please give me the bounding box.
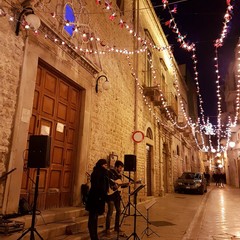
[112,189,206,240]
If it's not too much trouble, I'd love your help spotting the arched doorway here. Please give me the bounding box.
[146,128,153,196]
[163,143,169,193]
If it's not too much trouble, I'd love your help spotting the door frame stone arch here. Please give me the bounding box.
[144,123,154,196]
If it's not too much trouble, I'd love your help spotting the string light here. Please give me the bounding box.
[214,0,233,48]
[3,0,237,152]
[160,0,236,152]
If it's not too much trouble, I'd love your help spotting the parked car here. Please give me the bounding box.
[174,172,207,194]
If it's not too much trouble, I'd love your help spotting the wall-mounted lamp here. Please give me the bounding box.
[95,75,110,93]
[229,141,236,149]
[15,6,41,36]
[24,13,41,30]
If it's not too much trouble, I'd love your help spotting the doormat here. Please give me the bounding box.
[150,220,175,227]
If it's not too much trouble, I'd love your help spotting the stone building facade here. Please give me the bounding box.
[0,0,203,214]
[223,39,240,187]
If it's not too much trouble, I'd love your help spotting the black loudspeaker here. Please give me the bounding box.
[124,154,136,172]
[27,135,51,168]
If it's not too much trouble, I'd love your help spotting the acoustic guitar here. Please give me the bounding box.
[108,178,141,195]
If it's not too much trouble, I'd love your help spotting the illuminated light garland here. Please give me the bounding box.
[149,54,187,129]
[191,46,206,125]
[3,11,156,56]
[214,0,233,48]
[3,1,236,151]
[214,47,223,152]
[191,118,208,152]
[162,0,169,9]
[91,0,173,53]
[127,53,191,130]
[164,4,195,51]
[48,0,239,152]
[161,0,237,153]
[91,0,207,135]
[165,48,194,128]
[127,54,172,125]
[0,2,232,154]
[92,0,196,131]
[162,5,208,129]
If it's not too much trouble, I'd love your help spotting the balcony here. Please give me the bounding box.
[153,92,178,117]
[143,85,178,119]
[143,86,161,101]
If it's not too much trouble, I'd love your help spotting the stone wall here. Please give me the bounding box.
[0,14,24,208]
[0,0,202,212]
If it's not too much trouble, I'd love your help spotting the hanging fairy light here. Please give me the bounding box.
[214,0,233,48]
[191,46,206,125]
[3,0,237,152]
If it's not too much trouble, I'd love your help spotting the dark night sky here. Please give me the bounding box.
[151,0,240,123]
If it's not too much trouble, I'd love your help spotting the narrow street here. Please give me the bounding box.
[183,185,240,240]
[1,184,240,240]
[117,184,240,240]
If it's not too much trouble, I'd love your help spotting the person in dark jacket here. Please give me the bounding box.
[86,159,109,240]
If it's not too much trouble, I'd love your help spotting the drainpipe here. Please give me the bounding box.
[133,0,139,182]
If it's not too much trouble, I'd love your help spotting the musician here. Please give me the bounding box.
[105,160,128,236]
[86,159,109,240]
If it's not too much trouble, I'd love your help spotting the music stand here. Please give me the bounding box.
[141,199,160,238]
[126,184,145,240]
[120,177,147,226]
[17,168,43,240]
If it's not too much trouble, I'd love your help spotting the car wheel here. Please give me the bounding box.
[199,187,204,195]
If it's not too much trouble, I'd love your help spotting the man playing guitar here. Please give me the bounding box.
[105,160,129,236]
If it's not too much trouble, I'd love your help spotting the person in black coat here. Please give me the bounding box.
[86,159,109,240]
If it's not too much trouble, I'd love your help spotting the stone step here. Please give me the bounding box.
[0,207,92,240]
[1,198,150,239]
[9,207,87,229]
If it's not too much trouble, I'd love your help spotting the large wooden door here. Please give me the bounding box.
[21,62,81,209]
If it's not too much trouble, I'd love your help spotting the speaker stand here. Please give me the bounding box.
[17,168,43,240]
